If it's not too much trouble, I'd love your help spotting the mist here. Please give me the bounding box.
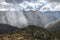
[0,0,60,29]
[0,10,59,28]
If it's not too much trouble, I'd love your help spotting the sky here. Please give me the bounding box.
[0,0,60,12]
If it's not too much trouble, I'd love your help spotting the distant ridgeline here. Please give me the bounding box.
[0,24,53,34]
[0,23,19,34]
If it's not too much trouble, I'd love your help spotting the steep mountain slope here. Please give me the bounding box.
[24,11,57,27]
[0,11,28,28]
[0,23,19,34]
[0,10,58,28]
[44,11,60,19]
[45,20,60,33]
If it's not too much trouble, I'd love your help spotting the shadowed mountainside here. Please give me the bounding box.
[0,25,60,40]
[0,23,19,34]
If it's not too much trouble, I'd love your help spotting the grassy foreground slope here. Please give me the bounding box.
[0,25,60,40]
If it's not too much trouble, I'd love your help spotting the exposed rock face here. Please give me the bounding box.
[45,20,60,32]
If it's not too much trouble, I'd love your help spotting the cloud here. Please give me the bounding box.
[0,8,9,11]
[47,0,60,3]
[6,0,24,3]
[1,0,60,12]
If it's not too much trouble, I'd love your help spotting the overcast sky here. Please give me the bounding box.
[0,0,60,11]
[47,0,60,3]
